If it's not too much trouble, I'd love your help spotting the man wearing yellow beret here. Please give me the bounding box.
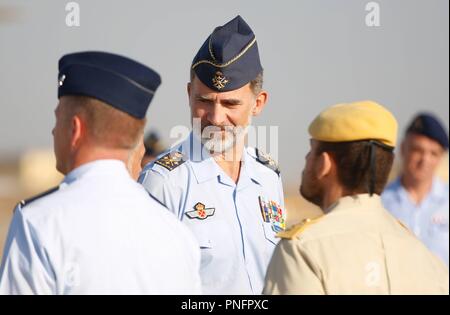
[263,101,449,295]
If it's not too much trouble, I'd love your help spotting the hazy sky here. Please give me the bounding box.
[0,0,448,188]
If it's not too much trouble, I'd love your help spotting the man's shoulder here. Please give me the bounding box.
[381,178,403,205]
[17,175,106,218]
[383,177,402,193]
[275,214,348,247]
[277,216,324,241]
[433,177,449,199]
[277,205,381,245]
[273,215,333,261]
[15,185,67,224]
[17,186,59,210]
[246,147,281,177]
[141,148,191,180]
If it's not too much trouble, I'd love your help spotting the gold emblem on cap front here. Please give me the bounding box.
[212,71,229,90]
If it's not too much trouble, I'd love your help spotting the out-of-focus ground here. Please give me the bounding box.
[0,150,448,259]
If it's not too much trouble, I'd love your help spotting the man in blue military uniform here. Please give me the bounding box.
[141,131,166,168]
[139,16,285,294]
[382,113,449,267]
[0,51,201,294]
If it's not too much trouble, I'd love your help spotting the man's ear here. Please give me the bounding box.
[70,114,84,150]
[187,82,192,99]
[316,151,333,179]
[252,90,268,116]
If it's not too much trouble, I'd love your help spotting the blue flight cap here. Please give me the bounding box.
[191,15,263,92]
[406,112,449,150]
[58,51,161,119]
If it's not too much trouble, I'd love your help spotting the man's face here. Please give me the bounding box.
[300,140,325,207]
[188,76,257,154]
[52,97,72,175]
[402,133,444,182]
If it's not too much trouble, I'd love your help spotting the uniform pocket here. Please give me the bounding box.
[183,218,234,282]
[197,234,213,249]
[183,216,227,251]
[262,223,278,246]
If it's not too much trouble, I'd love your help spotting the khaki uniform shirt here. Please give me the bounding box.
[263,194,449,295]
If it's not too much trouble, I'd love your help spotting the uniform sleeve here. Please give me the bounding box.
[138,168,184,219]
[263,239,324,295]
[277,174,285,209]
[0,206,55,295]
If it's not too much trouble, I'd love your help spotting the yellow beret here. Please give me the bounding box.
[308,100,398,147]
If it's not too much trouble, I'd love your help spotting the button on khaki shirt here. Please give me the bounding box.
[263,194,449,295]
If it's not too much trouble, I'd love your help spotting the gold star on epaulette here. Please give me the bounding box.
[155,151,186,171]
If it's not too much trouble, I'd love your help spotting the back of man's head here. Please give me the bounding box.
[316,140,394,195]
[62,95,146,150]
[309,100,398,196]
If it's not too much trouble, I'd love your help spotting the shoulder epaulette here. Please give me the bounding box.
[14,186,59,212]
[255,148,280,176]
[154,150,187,171]
[396,219,414,235]
[276,216,323,240]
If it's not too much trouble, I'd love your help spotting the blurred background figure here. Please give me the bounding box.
[127,134,146,181]
[382,113,449,267]
[141,130,166,168]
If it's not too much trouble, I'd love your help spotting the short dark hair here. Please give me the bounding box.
[189,70,264,95]
[315,140,394,195]
[62,95,146,150]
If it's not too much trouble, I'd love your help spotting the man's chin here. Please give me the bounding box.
[55,163,66,176]
[411,172,434,183]
[299,185,308,201]
[300,185,322,207]
[203,139,235,155]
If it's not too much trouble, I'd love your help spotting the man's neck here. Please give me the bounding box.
[401,174,433,205]
[70,146,129,174]
[321,185,346,213]
[213,142,245,184]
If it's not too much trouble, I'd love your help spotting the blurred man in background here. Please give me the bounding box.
[264,101,449,294]
[382,113,449,267]
[140,131,166,168]
[0,51,201,295]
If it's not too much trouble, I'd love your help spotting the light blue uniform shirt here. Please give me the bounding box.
[0,160,201,294]
[139,133,285,294]
[382,177,449,267]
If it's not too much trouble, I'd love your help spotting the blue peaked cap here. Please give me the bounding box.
[191,15,263,92]
[58,51,161,119]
